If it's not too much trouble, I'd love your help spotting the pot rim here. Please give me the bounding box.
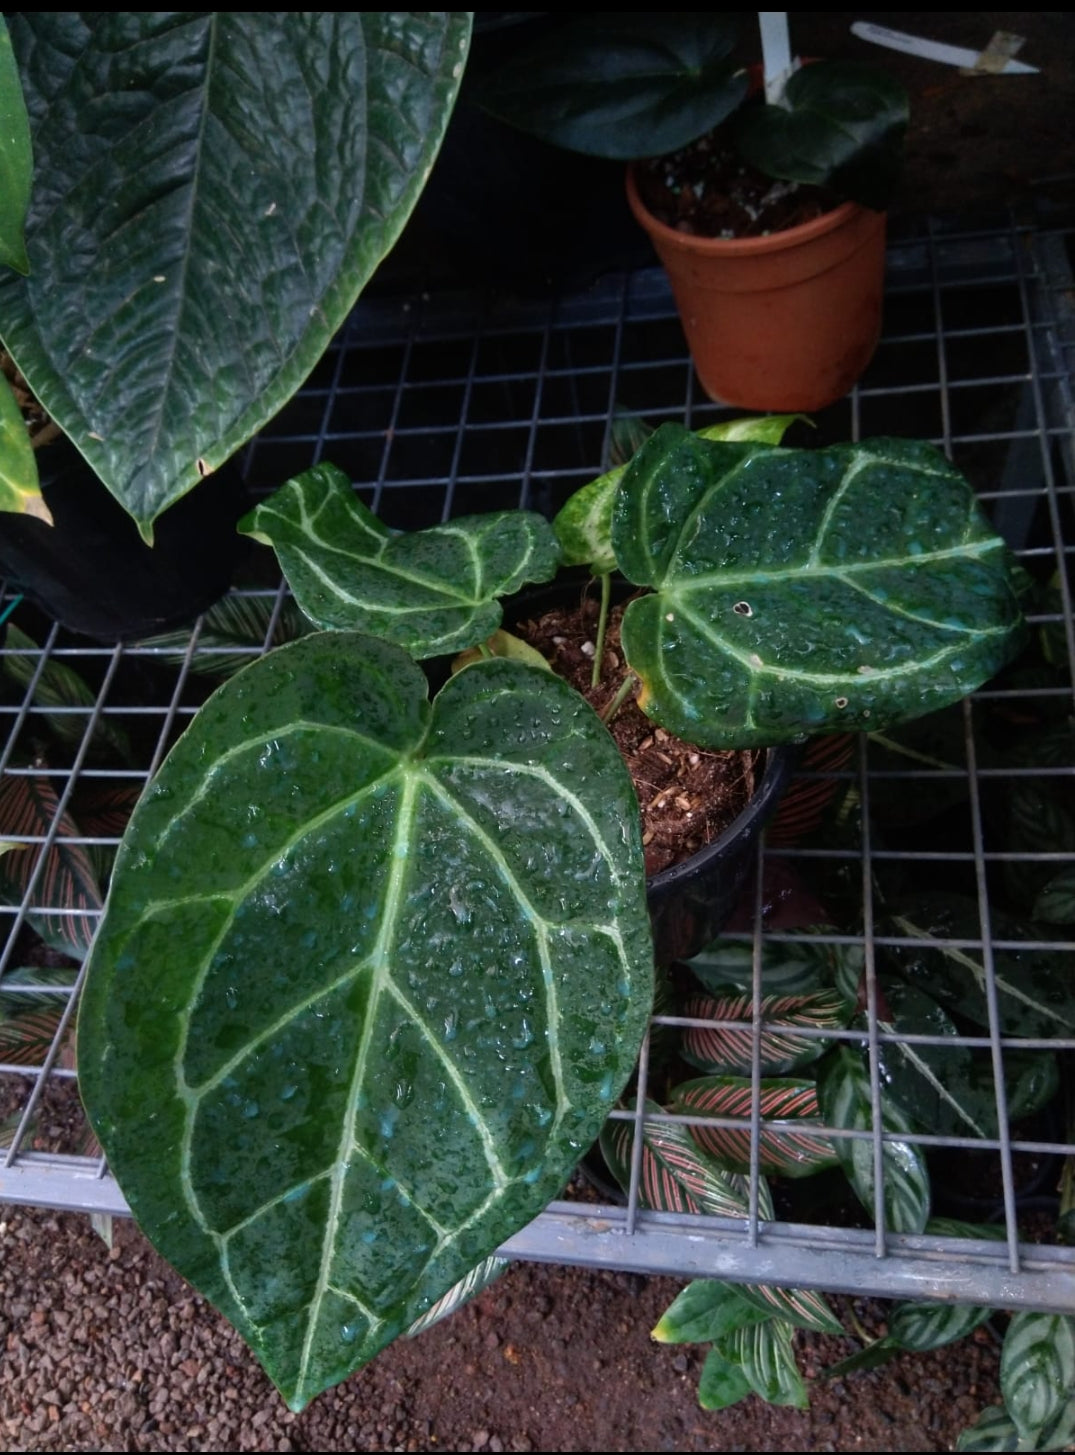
[625,162,871,260]
[646,740,798,894]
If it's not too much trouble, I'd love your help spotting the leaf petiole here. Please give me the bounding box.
[591,572,612,688]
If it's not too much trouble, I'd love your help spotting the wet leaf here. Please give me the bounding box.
[78,635,653,1409]
[817,1045,930,1233]
[1001,1312,1075,1445]
[242,464,561,657]
[614,427,1025,749]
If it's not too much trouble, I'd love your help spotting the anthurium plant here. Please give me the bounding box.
[474,12,908,212]
[0,12,471,536]
[76,422,1025,1408]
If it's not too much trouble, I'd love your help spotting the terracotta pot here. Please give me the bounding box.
[625,164,886,412]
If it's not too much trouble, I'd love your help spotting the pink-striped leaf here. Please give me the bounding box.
[672,1076,838,1178]
[735,1282,843,1334]
[600,1099,773,1219]
[0,966,78,1068]
[681,989,849,1076]
[0,773,102,955]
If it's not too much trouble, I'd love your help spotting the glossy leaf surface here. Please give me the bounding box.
[553,415,801,575]
[242,464,561,657]
[653,1280,768,1346]
[817,1046,930,1234]
[78,635,653,1409]
[476,13,745,161]
[614,427,1025,749]
[1001,1312,1075,1445]
[0,17,31,274]
[0,14,470,536]
[671,1076,838,1178]
[737,60,908,210]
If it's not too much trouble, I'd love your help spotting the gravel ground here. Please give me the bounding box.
[1,1202,1003,1453]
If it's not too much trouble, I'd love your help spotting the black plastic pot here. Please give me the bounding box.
[0,438,250,642]
[647,743,796,966]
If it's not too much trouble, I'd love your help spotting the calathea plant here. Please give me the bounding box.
[77,423,1026,1408]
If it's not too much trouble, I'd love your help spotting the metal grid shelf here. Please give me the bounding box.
[3,206,1075,1311]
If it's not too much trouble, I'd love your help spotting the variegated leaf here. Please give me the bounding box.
[817,1046,930,1234]
[0,773,102,955]
[404,1255,509,1338]
[956,1406,1020,1452]
[135,594,314,679]
[671,1076,838,1178]
[735,1282,843,1335]
[680,989,848,1076]
[600,1099,771,1219]
[721,1320,809,1408]
[2,625,132,761]
[888,1301,992,1353]
[240,464,561,656]
[1001,1312,1075,1445]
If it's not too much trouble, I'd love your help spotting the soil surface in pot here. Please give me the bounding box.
[517,595,757,875]
[633,110,839,239]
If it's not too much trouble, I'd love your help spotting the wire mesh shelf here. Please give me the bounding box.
[3,205,1075,1311]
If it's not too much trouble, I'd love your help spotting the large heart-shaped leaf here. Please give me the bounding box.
[614,427,1025,749]
[77,634,653,1409]
[736,60,909,211]
[0,14,470,537]
[242,464,561,656]
[475,13,745,161]
[817,1045,930,1234]
[0,16,31,275]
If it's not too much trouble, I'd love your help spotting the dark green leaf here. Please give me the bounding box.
[135,594,314,679]
[476,13,745,161]
[737,60,908,210]
[0,13,470,535]
[1033,868,1075,925]
[613,427,1025,749]
[680,989,848,1075]
[886,895,1075,1039]
[653,1280,769,1346]
[1001,1312,1075,1445]
[0,16,32,276]
[875,981,1060,1141]
[697,1343,753,1410]
[817,1045,930,1233]
[671,1075,839,1178]
[956,1405,1020,1452]
[1004,782,1075,914]
[723,1320,809,1408]
[242,464,561,657]
[888,1301,992,1353]
[78,635,653,1409]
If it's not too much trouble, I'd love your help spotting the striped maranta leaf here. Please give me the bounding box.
[956,1405,1020,1452]
[0,773,102,956]
[680,989,848,1076]
[241,464,561,657]
[403,1255,508,1338]
[817,1045,930,1234]
[600,1099,770,1219]
[613,427,1025,749]
[78,635,653,1409]
[671,1076,838,1178]
[1001,1312,1075,1446]
[735,1282,842,1335]
[722,1319,809,1408]
[888,1300,992,1353]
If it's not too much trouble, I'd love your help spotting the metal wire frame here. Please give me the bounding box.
[2,203,1075,1310]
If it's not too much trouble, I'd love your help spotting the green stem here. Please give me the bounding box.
[600,672,639,726]
[591,572,612,689]
[478,640,493,659]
